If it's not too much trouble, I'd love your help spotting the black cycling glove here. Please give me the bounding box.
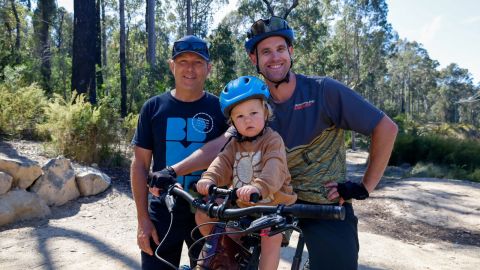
[337,181,369,200]
[147,166,177,190]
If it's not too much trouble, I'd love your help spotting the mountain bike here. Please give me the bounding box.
[148,176,345,270]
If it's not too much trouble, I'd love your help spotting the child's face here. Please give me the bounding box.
[230,98,267,138]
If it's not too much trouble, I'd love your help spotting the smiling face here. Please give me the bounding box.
[169,52,211,93]
[249,36,293,83]
[230,98,267,138]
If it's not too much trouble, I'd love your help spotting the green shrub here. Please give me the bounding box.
[38,93,121,165]
[0,83,47,138]
[122,112,139,146]
[467,169,480,182]
[391,133,480,182]
[409,162,447,178]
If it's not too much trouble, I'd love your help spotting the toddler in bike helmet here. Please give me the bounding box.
[195,76,297,270]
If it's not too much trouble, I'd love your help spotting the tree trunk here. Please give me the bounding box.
[101,0,107,69]
[72,0,97,104]
[95,0,103,93]
[146,0,156,67]
[36,0,56,95]
[56,9,67,99]
[10,0,21,64]
[186,0,192,35]
[119,0,127,117]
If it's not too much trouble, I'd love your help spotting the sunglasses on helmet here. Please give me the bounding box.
[247,16,290,39]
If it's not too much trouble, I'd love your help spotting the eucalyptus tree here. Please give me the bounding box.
[207,23,236,94]
[324,0,392,104]
[9,0,21,64]
[51,7,73,99]
[119,0,126,116]
[33,0,56,95]
[386,39,438,120]
[433,64,476,124]
[71,0,97,104]
[146,0,156,68]
[173,0,228,38]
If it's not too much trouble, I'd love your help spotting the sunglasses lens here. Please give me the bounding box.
[248,16,288,37]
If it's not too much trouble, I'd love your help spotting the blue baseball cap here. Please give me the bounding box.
[172,35,210,61]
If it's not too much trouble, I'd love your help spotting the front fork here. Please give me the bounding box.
[291,231,305,270]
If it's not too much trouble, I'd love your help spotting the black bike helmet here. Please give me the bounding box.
[245,16,295,53]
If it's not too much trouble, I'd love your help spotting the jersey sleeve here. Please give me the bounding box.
[322,78,384,136]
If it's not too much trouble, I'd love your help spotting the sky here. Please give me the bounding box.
[58,0,479,85]
[387,0,480,85]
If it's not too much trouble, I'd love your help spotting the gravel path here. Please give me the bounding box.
[0,140,479,269]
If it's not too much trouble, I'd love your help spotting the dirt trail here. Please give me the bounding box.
[0,142,479,269]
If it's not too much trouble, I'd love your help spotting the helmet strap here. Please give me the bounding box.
[231,121,267,142]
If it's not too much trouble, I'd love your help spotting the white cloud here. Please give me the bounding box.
[419,16,442,46]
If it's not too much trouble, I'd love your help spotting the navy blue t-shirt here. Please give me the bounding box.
[132,91,228,189]
[268,74,385,203]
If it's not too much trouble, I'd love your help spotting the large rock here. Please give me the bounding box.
[0,172,13,195]
[0,153,42,189]
[30,157,80,206]
[0,189,50,226]
[75,167,111,196]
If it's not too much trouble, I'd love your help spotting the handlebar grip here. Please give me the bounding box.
[285,204,345,220]
[208,185,218,196]
[249,193,260,203]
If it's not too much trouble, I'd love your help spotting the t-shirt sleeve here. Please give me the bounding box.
[322,78,384,136]
[131,100,154,150]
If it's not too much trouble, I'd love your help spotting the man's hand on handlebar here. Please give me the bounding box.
[236,185,261,202]
[147,167,177,196]
[195,179,215,195]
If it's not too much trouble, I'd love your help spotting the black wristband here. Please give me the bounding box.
[337,181,369,200]
[165,166,177,178]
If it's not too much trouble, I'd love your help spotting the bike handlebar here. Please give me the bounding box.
[169,185,345,221]
[208,185,260,203]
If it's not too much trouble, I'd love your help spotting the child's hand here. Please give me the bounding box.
[236,185,261,202]
[196,179,215,195]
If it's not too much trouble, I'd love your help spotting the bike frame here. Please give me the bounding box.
[153,183,345,270]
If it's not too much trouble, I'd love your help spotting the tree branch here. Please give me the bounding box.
[262,0,275,17]
[283,0,298,19]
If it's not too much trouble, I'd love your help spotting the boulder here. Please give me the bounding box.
[30,157,80,206]
[0,171,13,195]
[0,153,42,189]
[0,189,50,226]
[75,167,111,196]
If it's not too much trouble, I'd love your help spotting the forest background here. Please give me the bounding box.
[0,0,479,181]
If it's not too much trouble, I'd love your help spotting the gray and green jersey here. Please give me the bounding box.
[269,74,384,203]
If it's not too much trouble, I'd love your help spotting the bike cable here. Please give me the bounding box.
[154,202,178,269]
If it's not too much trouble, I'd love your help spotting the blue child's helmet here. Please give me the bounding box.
[244,16,295,53]
[220,76,270,118]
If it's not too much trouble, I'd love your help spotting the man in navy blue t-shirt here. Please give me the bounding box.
[130,35,228,270]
